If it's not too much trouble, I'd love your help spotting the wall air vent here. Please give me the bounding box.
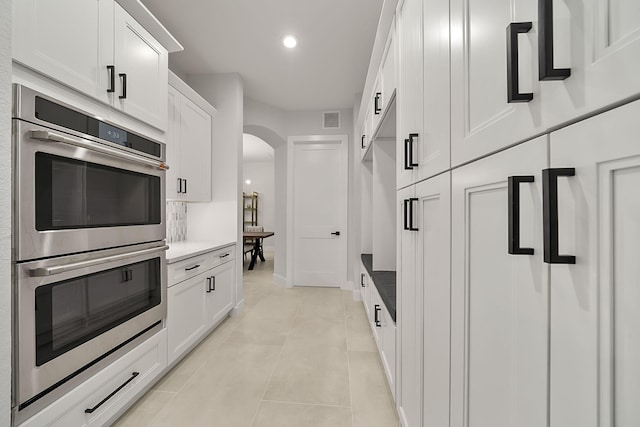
[323,111,341,129]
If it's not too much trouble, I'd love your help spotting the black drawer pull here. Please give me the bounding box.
[361,134,366,149]
[508,176,535,255]
[106,65,115,93]
[361,273,366,288]
[539,0,571,80]
[220,253,230,258]
[185,264,200,271]
[507,22,533,103]
[543,168,576,264]
[85,372,139,414]
[374,305,382,327]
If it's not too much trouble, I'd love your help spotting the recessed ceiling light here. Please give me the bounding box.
[283,35,297,48]
[245,179,251,185]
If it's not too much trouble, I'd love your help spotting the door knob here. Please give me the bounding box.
[331,231,341,236]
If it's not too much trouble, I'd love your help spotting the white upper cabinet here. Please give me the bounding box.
[381,25,396,115]
[450,0,543,167]
[540,0,640,128]
[397,0,423,188]
[167,72,214,203]
[549,99,640,427]
[113,3,168,131]
[13,0,114,105]
[13,0,170,131]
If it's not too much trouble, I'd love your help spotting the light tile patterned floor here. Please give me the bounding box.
[114,252,399,427]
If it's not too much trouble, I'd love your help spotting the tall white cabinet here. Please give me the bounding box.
[358,0,640,425]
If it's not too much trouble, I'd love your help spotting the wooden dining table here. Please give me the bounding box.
[243,231,274,270]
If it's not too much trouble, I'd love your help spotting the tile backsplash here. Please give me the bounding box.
[166,201,187,243]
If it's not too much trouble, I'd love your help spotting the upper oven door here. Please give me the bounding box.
[14,119,166,261]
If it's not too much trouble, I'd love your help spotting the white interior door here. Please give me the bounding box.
[288,136,348,287]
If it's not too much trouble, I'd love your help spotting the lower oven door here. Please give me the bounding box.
[15,243,168,410]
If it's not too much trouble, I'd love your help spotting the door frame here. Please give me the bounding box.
[286,134,349,288]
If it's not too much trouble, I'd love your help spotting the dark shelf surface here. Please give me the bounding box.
[360,254,396,322]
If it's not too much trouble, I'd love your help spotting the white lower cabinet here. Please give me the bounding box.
[19,330,167,427]
[451,136,549,427]
[167,246,235,366]
[360,263,372,319]
[370,285,396,398]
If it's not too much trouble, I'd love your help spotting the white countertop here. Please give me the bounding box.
[166,240,236,264]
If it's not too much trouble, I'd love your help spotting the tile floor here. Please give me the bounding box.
[114,252,399,427]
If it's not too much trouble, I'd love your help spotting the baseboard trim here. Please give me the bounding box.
[231,299,245,317]
[341,280,353,291]
[273,273,287,287]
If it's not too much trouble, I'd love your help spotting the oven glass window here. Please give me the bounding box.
[34,258,161,366]
[35,153,161,230]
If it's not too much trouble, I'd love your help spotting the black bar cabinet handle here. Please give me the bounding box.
[177,178,182,194]
[185,264,200,271]
[408,198,419,232]
[206,277,213,293]
[403,199,410,230]
[361,273,366,288]
[539,0,571,81]
[184,179,187,194]
[374,92,382,115]
[85,372,139,414]
[404,139,413,170]
[409,133,419,167]
[220,253,230,259]
[211,276,216,291]
[106,65,115,93]
[506,22,534,103]
[508,176,535,255]
[374,305,381,327]
[119,73,127,99]
[543,168,576,264]
[361,134,366,149]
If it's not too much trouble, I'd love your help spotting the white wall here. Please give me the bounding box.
[243,161,275,246]
[184,73,244,312]
[0,0,11,423]
[243,99,356,289]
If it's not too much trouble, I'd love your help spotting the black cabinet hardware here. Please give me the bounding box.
[85,372,139,414]
[185,264,200,271]
[507,22,534,103]
[177,178,183,194]
[119,73,127,99]
[331,231,341,236]
[183,179,187,194]
[374,92,382,115]
[374,305,381,327]
[107,65,115,93]
[206,277,213,293]
[539,0,571,81]
[508,176,535,255]
[543,168,576,264]
[361,134,366,149]
[211,276,216,291]
[220,253,230,258]
[361,273,366,288]
[404,198,419,232]
[408,133,419,168]
[404,138,412,170]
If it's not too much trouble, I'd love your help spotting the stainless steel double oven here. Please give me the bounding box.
[12,85,168,415]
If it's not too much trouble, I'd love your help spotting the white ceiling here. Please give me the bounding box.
[142,0,383,111]
[243,133,274,161]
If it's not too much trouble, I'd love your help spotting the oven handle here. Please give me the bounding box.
[29,130,170,171]
[29,245,169,277]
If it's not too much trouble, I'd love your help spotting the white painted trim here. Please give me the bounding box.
[168,71,217,117]
[272,273,287,287]
[286,135,349,289]
[115,0,183,52]
[231,299,245,317]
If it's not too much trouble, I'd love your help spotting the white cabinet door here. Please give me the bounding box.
[180,95,212,202]
[396,0,423,188]
[418,0,450,182]
[541,0,640,129]
[13,0,114,105]
[205,261,235,329]
[450,0,542,167]
[360,264,372,319]
[549,100,640,427]
[380,306,396,399]
[397,185,420,427]
[167,273,207,365]
[381,23,396,114]
[451,136,549,427]
[166,85,181,200]
[114,3,168,131]
[371,77,383,134]
[416,172,450,427]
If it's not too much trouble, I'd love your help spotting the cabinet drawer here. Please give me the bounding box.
[168,245,235,287]
[19,329,167,427]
